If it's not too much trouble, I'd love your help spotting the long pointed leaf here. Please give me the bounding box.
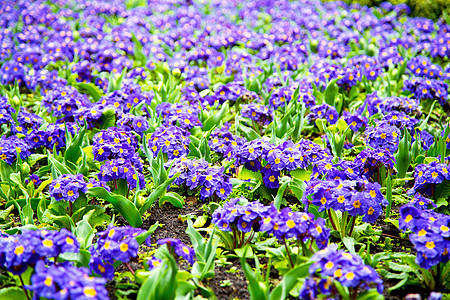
[86,187,142,228]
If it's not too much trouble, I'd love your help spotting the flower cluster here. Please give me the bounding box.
[404,77,448,106]
[25,174,42,187]
[156,102,202,130]
[353,148,396,179]
[212,197,330,250]
[260,206,330,249]
[348,55,381,81]
[303,179,387,223]
[241,103,273,125]
[235,138,331,189]
[0,135,31,164]
[97,157,145,190]
[169,157,232,200]
[407,56,443,79]
[145,256,163,271]
[269,87,292,109]
[117,113,150,134]
[27,260,109,300]
[360,92,419,116]
[342,112,367,132]
[157,238,195,265]
[0,229,79,275]
[212,198,269,233]
[409,193,436,210]
[89,226,151,279]
[209,124,244,157]
[24,122,79,151]
[383,111,418,133]
[308,104,339,125]
[409,161,450,197]
[49,174,88,202]
[299,244,383,299]
[41,85,90,118]
[365,121,401,153]
[399,205,450,269]
[92,127,145,190]
[92,127,139,162]
[147,125,191,160]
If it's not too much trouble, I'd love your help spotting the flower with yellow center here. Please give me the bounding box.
[84,287,97,297]
[120,243,129,252]
[44,276,53,287]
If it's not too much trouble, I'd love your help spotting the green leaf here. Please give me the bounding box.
[139,175,178,214]
[0,205,14,220]
[137,252,177,300]
[269,262,312,300]
[388,275,409,291]
[86,187,142,228]
[59,249,91,267]
[290,169,311,181]
[186,219,206,261]
[10,173,29,199]
[324,78,339,107]
[274,178,291,210]
[74,82,102,102]
[357,289,384,300]
[235,245,254,258]
[289,178,306,201]
[36,197,47,224]
[342,236,356,254]
[0,159,14,184]
[159,192,184,208]
[135,229,152,245]
[193,215,208,228]
[27,154,47,167]
[396,61,407,81]
[42,209,73,230]
[389,262,414,273]
[0,287,27,300]
[75,209,95,249]
[203,102,230,132]
[434,180,450,201]
[35,178,53,196]
[100,108,117,129]
[65,126,86,164]
[47,152,74,176]
[239,254,269,300]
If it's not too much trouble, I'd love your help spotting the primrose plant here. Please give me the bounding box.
[212,197,330,268]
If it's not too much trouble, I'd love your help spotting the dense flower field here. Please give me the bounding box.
[1,0,450,299]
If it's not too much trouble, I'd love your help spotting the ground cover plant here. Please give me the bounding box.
[1,0,450,299]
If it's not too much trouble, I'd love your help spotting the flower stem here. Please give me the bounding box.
[232,228,238,249]
[244,230,256,246]
[19,275,30,300]
[327,209,338,232]
[124,262,135,275]
[283,237,294,269]
[347,216,356,237]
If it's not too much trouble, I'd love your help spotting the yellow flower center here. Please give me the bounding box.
[44,276,53,287]
[286,220,296,229]
[120,243,129,252]
[84,287,97,297]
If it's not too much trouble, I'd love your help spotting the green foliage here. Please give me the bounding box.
[86,187,142,227]
[326,0,450,21]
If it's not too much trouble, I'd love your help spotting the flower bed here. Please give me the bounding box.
[0,0,450,299]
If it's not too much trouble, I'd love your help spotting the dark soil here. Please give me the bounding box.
[207,259,250,300]
[143,200,204,244]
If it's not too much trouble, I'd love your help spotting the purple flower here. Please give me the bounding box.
[157,238,195,265]
[49,174,87,202]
